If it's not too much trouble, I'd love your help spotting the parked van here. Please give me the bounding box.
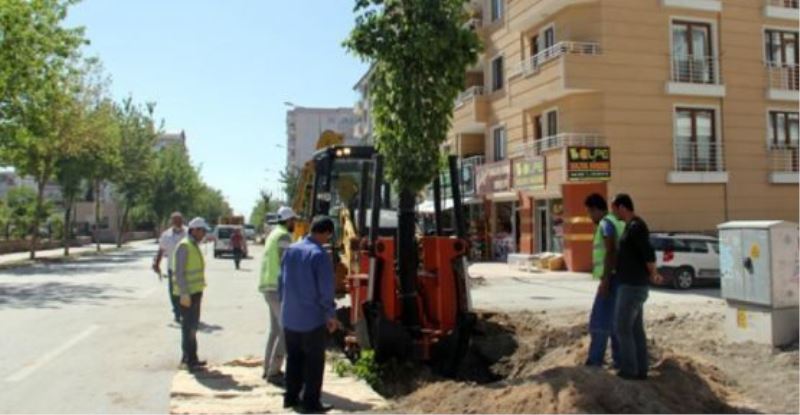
[213,225,248,258]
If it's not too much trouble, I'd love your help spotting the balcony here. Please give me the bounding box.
[766,64,799,101]
[666,55,726,97]
[662,0,722,12]
[768,144,799,183]
[510,133,605,157]
[508,42,601,109]
[509,0,598,31]
[452,86,489,134]
[764,0,799,20]
[514,41,600,78]
[668,139,728,183]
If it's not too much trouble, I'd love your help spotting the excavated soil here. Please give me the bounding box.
[387,304,799,414]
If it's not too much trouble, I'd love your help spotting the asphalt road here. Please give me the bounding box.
[0,241,269,414]
[0,242,722,413]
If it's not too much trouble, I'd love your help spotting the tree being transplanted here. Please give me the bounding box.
[344,0,480,330]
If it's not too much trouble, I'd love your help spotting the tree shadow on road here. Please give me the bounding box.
[1,248,155,278]
[0,281,135,309]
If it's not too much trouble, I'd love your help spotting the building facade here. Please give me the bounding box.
[448,0,799,270]
[353,67,375,144]
[155,130,187,152]
[286,106,357,170]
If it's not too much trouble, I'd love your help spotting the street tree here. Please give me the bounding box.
[149,144,200,230]
[279,166,299,205]
[113,98,157,247]
[345,0,479,327]
[0,0,86,148]
[55,61,118,255]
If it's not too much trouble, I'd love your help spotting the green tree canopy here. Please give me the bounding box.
[344,0,480,193]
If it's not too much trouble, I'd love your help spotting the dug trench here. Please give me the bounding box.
[350,306,799,414]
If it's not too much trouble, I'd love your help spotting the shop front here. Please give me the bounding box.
[510,145,612,272]
[475,159,516,261]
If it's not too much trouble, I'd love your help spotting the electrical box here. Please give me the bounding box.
[718,221,799,308]
[718,221,799,346]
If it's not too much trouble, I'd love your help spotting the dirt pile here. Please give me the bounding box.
[389,307,797,414]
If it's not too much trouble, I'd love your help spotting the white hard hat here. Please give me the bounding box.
[277,206,298,222]
[188,217,209,230]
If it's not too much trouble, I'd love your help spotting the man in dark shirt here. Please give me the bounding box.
[279,216,339,413]
[611,194,662,380]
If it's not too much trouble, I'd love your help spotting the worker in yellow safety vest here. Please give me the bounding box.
[584,193,626,368]
[171,217,209,372]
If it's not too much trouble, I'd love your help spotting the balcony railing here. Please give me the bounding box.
[673,138,725,172]
[767,63,800,90]
[454,85,485,108]
[768,143,799,172]
[671,55,721,84]
[767,0,799,8]
[515,41,601,77]
[510,133,605,157]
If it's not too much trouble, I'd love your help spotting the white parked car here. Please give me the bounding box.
[649,233,720,289]
[213,225,248,258]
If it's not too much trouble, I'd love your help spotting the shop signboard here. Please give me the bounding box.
[566,146,611,181]
[475,159,511,196]
[512,157,545,191]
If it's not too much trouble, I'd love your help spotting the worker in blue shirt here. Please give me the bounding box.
[279,216,339,414]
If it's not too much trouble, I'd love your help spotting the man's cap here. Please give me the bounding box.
[188,217,209,230]
[277,206,298,222]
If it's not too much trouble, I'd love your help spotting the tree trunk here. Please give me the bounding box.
[29,179,48,260]
[63,201,72,256]
[116,204,130,248]
[396,188,420,335]
[94,179,101,252]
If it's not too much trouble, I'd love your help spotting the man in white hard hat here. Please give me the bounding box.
[172,217,210,372]
[258,206,297,386]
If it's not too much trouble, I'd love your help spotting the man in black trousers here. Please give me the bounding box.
[279,217,339,414]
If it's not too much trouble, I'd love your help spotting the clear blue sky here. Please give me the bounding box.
[67,0,367,217]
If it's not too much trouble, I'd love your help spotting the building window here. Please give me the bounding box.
[675,108,719,171]
[490,0,503,22]
[491,56,504,91]
[534,115,543,140]
[671,21,715,84]
[766,29,799,66]
[768,111,799,148]
[493,127,506,161]
[546,110,558,137]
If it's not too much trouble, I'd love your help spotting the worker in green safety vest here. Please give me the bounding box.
[584,193,626,368]
[171,217,209,372]
[259,206,297,387]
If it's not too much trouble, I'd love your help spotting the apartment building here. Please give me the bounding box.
[286,106,357,170]
[447,0,799,270]
[354,67,375,144]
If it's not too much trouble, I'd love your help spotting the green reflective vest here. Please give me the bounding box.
[259,225,290,292]
[592,213,626,280]
[171,237,206,295]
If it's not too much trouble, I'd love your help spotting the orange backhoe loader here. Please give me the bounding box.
[299,144,474,374]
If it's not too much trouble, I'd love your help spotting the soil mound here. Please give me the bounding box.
[389,310,774,414]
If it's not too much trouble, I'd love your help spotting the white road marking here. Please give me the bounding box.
[5,325,99,382]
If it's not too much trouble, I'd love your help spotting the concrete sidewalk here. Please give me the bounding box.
[0,239,155,267]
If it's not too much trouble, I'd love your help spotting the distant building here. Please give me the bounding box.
[353,66,375,144]
[155,130,187,152]
[286,107,356,170]
[0,169,62,202]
